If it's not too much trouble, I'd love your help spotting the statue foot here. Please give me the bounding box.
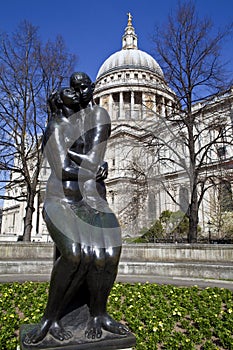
[23,319,52,345]
[85,314,129,339]
[101,313,129,335]
[85,316,102,339]
[49,321,73,341]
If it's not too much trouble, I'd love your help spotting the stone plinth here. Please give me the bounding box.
[19,306,136,350]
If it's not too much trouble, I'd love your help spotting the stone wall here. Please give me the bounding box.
[0,243,232,280]
[1,242,232,261]
[0,242,54,260]
[121,243,233,262]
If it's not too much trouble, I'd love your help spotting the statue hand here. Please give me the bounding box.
[96,161,108,181]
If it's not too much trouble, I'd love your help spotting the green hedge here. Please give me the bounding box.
[0,282,232,349]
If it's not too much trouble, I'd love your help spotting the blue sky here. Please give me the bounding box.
[0,0,232,82]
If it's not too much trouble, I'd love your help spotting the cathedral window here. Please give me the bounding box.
[134,92,142,104]
[113,93,119,103]
[124,91,130,103]
[217,146,227,159]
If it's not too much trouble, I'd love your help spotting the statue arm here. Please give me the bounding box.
[68,124,110,174]
[43,125,95,181]
[68,107,111,174]
[62,163,95,181]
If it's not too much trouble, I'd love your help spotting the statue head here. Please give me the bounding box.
[60,87,80,107]
[48,87,80,120]
[70,72,95,107]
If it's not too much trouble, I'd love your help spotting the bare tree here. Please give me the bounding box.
[151,1,233,242]
[0,21,76,241]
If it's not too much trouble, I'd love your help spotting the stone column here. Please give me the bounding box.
[119,91,124,119]
[167,99,173,116]
[109,93,113,119]
[153,93,156,114]
[142,91,146,119]
[161,96,166,116]
[130,91,134,119]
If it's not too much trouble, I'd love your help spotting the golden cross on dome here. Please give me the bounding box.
[127,12,133,26]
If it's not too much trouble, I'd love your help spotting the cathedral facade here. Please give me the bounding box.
[1,15,233,242]
[93,14,177,237]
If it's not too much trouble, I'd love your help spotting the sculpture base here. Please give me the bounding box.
[19,306,136,350]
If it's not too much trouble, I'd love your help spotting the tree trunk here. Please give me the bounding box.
[23,190,36,241]
[188,184,198,243]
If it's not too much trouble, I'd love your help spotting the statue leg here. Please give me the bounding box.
[23,251,82,344]
[85,246,106,339]
[84,208,129,339]
[85,246,128,339]
[24,201,86,344]
[99,246,129,335]
[55,244,92,319]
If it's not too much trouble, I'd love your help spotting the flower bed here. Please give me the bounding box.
[0,282,232,349]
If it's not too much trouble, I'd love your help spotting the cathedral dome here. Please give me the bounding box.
[96,49,164,79]
[96,13,163,80]
[94,14,176,123]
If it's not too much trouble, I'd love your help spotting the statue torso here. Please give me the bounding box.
[44,106,110,203]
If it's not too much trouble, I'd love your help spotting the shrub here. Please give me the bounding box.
[137,210,190,243]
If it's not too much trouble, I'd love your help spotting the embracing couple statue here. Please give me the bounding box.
[22,72,134,348]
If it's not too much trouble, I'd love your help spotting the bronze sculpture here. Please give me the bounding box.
[22,73,133,348]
